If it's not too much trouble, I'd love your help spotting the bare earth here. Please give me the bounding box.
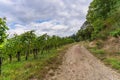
[44,45,120,80]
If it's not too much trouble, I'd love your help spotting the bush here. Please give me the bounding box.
[110,29,120,37]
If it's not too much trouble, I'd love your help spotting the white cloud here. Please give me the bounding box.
[0,0,92,37]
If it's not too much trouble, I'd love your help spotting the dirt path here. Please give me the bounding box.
[44,44,120,80]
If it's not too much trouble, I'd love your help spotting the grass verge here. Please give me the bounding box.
[87,43,120,73]
[104,58,120,71]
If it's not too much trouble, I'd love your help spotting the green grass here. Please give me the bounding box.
[89,48,106,60]
[1,51,57,80]
[110,29,120,37]
[0,44,72,80]
[104,58,120,70]
[88,46,120,72]
[91,48,105,54]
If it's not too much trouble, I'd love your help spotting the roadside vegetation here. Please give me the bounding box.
[71,0,120,73]
[71,0,120,41]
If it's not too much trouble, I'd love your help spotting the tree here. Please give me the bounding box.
[0,18,8,74]
[20,30,36,60]
[4,38,16,63]
[85,0,119,40]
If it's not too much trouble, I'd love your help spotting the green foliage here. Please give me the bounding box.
[89,47,106,60]
[2,31,74,61]
[0,17,75,78]
[86,0,117,39]
[0,43,72,80]
[75,0,120,41]
[75,22,93,41]
[0,27,74,77]
[110,29,120,37]
[90,48,105,55]
[0,17,8,75]
[0,18,8,44]
[105,58,120,70]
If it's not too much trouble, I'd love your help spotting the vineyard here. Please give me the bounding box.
[1,0,120,80]
[0,18,74,79]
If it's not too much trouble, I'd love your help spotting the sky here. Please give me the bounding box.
[0,0,92,37]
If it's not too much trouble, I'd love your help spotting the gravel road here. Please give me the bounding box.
[44,45,120,80]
